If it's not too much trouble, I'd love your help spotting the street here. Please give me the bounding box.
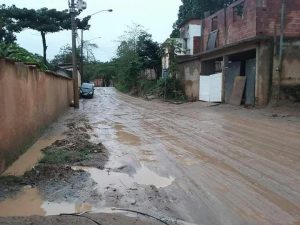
[1,87,300,225]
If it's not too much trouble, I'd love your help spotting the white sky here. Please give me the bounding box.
[1,0,181,62]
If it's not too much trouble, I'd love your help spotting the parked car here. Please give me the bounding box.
[80,83,94,98]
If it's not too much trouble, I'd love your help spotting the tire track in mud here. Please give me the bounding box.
[93,88,300,225]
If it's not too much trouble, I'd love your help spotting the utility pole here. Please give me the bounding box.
[272,0,286,105]
[80,29,84,82]
[70,0,79,109]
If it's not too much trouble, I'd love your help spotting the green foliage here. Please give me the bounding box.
[113,24,161,93]
[171,0,237,36]
[138,79,157,95]
[40,148,91,164]
[0,5,21,43]
[161,38,184,77]
[0,5,89,63]
[0,5,71,33]
[137,78,186,101]
[84,61,116,84]
[0,43,48,70]
[156,77,186,101]
[170,23,180,38]
[136,32,161,75]
[76,16,91,30]
[50,45,80,66]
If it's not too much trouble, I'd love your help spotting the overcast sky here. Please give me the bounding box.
[1,0,181,62]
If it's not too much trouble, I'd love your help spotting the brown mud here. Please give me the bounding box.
[0,117,108,204]
[1,88,299,225]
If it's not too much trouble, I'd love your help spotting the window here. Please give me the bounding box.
[211,16,218,31]
[233,1,245,22]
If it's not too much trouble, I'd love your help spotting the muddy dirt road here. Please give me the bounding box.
[1,87,300,225]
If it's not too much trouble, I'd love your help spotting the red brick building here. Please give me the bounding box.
[179,0,300,105]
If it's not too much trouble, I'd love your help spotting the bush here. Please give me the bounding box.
[156,77,187,101]
[0,43,47,70]
[138,79,157,95]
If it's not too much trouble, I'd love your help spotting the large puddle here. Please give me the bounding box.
[0,165,174,217]
[2,134,65,176]
[73,165,174,190]
[0,187,115,217]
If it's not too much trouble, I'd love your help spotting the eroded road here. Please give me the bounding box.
[1,88,300,225]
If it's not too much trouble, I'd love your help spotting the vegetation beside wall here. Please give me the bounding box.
[0,43,47,70]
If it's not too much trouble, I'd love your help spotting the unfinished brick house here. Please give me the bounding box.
[178,0,300,105]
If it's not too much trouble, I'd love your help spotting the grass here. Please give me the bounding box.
[40,148,92,165]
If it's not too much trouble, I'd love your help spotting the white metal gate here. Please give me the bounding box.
[199,73,222,102]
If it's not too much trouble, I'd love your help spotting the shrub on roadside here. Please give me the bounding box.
[0,43,48,70]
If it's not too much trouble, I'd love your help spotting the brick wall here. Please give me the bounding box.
[202,0,300,51]
[202,0,257,51]
[227,0,257,44]
[202,9,226,50]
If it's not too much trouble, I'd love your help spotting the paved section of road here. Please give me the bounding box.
[83,88,300,225]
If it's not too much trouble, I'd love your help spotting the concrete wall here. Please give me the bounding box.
[140,69,157,80]
[179,60,201,101]
[280,39,300,101]
[256,41,272,106]
[0,59,73,173]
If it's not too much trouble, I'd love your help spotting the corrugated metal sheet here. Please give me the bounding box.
[245,58,256,105]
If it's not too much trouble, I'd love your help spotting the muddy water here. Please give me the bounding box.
[72,165,174,190]
[0,164,174,217]
[0,187,97,217]
[115,123,141,146]
[0,187,45,217]
[2,134,65,176]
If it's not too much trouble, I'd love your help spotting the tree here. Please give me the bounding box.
[170,23,180,38]
[84,61,116,85]
[1,5,72,63]
[112,24,161,92]
[0,5,21,43]
[51,42,98,82]
[161,38,184,77]
[51,45,79,65]
[0,5,90,64]
[136,31,161,76]
[51,42,97,65]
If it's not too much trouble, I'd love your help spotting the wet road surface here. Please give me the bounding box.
[85,88,300,225]
[1,87,300,225]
